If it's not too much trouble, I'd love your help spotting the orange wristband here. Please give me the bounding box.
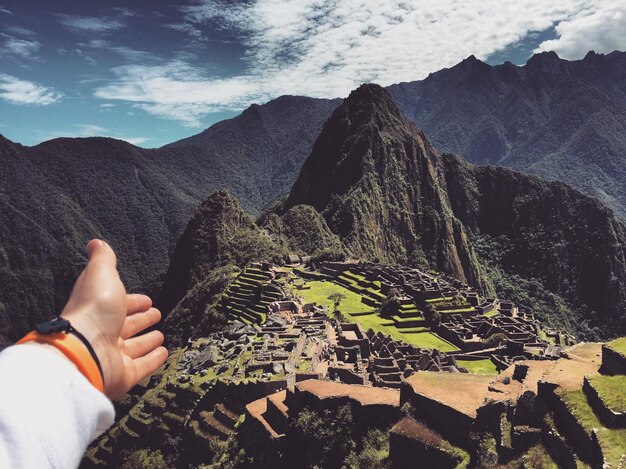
[17,331,105,392]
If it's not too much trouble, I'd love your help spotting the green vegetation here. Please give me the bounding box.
[328,291,347,312]
[290,405,392,468]
[560,389,626,467]
[484,333,508,348]
[587,375,626,412]
[290,404,356,468]
[379,289,402,318]
[606,337,626,355]
[121,449,167,469]
[298,279,458,351]
[298,280,371,313]
[456,358,499,375]
[344,428,390,469]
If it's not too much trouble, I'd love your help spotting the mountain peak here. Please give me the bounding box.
[284,83,417,211]
[342,83,405,120]
[526,50,561,68]
[283,83,487,287]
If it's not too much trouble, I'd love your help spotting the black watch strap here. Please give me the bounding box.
[35,317,104,384]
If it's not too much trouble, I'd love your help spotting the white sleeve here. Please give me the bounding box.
[0,343,115,469]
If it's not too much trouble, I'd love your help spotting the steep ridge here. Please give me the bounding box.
[0,136,191,347]
[443,155,626,335]
[0,95,338,346]
[282,84,626,337]
[284,84,490,291]
[387,50,626,220]
[158,191,283,347]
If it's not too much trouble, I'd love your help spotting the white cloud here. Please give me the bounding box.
[1,37,41,58]
[58,13,125,33]
[535,0,626,59]
[122,137,151,145]
[96,0,618,125]
[40,124,151,146]
[5,26,36,37]
[94,61,257,126]
[0,73,62,105]
[164,22,206,41]
[74,124,109,135]
[81,39,154,62]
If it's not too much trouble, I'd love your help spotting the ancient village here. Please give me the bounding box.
[86,259,626,468]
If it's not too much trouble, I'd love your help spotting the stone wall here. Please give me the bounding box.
[600,344,626,375]
[582,377,626,428]
[545,388,603,466]
[399,382,476,448]
[389,417,464,469]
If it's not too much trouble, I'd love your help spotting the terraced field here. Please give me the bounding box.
[455,358,499,375]
[296,271,459,352]
[558,388,626,466]
[218,267,282,324]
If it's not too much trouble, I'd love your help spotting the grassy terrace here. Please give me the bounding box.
[587,375,626,413]
[483,309,499,318]
[607,337,626,355]
[297,280,459,352]
[438,307,476,314]
[559,389,626,467]
[456,359,498,375]
[425,296,454,303]
[298,280,371,313]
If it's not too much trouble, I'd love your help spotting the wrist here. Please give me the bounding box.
[60,314,112,390]
[17,317,107,393]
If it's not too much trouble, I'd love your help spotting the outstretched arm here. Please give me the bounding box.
[0,239,168,468]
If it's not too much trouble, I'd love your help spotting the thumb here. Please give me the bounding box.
[86,239,117,270]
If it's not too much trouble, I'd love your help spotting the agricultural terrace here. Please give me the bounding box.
[295,275,459,352]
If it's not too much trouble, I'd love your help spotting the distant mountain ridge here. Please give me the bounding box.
[387,50,626,220]
[0,96,338,346]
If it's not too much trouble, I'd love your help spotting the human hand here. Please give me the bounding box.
[60,239,168,399]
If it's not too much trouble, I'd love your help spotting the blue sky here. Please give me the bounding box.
[0,0,624,148]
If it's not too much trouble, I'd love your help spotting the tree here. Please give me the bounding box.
[328,292,347,313]
[380,289,401,318]
[484,333,508,348]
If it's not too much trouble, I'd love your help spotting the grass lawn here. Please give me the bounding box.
[298,280,372,313]
[299,280,459,352]
[607,337,626,355]
[587,375,626,413]
[456,359,499,375]
[426,296,454,303]
[484,309,499,318]
[439,307,476,314]
[560,389,626,467]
